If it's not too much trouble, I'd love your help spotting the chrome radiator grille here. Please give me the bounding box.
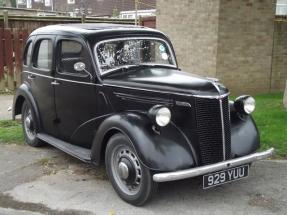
[195,96,231,165]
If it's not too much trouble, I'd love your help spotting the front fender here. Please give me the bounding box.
[13,83,42,131]
[91,112,195,171]
[231,115,260,157]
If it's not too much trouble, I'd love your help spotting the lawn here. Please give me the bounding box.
[0,120,24,144]
[0,93,286,158]
[252,93,287,159]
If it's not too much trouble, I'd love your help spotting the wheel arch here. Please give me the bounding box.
[13,95,25,117]
[13,84,42,131]
[99,128,122,164]
[91,112,195,172]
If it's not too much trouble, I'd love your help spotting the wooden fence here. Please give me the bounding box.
[0,14,135,92]
[140,16,156,29]
[0,28,28,92]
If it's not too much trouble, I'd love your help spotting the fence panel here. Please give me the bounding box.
[4,28,15,91]
[140,16,156,28]
[13,29,21,88]
[0,29,4,90]
[0,28,29,92]
[0,16,135,92]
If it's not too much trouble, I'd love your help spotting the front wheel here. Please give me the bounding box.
[21,101,44,147]
[105,133,157,206]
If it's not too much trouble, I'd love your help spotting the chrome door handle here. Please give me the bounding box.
[51,80,61,86]
[28,74,36,80]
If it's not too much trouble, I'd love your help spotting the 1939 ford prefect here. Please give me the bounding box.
[13,24,274,205]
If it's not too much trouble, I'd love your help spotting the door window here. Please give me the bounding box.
[23,41,32,66]
[34,39,53,70]
[58,40,90,77]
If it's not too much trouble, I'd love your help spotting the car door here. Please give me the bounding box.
[29,35,58,136]
[54,36,100,148]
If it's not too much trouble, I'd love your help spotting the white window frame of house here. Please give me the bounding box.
[67,0,75,4]
[276,0,287,15]
[17,0,26,4]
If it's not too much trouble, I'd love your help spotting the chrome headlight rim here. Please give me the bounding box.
[243,96,256,114]
[234,95,256,115]
[148,105,171,127]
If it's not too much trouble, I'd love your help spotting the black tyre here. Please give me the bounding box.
[21,101,44,147]
[105,133,157,206]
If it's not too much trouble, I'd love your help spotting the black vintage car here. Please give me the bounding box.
[13,24,274,205]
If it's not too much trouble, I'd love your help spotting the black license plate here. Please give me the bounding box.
[203,165,249,189]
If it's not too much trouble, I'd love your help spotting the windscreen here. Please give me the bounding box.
[95,38,176,74]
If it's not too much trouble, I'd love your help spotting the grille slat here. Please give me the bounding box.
[195,96,231,165]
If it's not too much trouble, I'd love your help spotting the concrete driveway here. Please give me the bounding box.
[0,95,13,120]
[0,144,286,215]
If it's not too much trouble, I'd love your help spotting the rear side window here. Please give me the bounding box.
[23,42,32,66]
[34,39,53,70]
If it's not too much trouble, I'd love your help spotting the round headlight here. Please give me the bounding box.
[148,105,171,127]
[234,95,256,115]
[155,107,171,127]
[243,96,255,114]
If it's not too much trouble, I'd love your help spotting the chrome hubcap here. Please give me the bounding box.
[118,161,129,180]
[111,145,142,195]
[25,116,32,130]
[24,109,36,140]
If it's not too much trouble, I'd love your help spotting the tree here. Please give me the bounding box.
[112,7,120,18]
[2,0,16,7]
[284,80,287,109]
[11,0,16,7]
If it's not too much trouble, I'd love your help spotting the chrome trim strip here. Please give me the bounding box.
[22,71,230,99]
[94,37,178,75]
[175,101,192,107]
[22,71,99,86]
[211,81,221,94]
[105,83,230,98]
[219,99,226,160]
[153,148,274,182]
[192,92,230,99]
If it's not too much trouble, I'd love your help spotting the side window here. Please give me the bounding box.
[34,39,53,70]
[23,42,32,66]
[58,40,90,76]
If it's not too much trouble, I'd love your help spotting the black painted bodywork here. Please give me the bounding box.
[13,24,260,172]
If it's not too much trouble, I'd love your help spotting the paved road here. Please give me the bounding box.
[0,144,286,215]
[0,95,13,120]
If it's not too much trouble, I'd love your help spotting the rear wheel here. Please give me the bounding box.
[105,133,157,206]
[21,101,43,147]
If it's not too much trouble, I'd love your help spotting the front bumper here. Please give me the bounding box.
[153,148,274,182]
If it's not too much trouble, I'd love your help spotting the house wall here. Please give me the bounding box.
[271,20,287,92]
[157,0,280,95]
[216,0,276,94]
[156,0,220,78]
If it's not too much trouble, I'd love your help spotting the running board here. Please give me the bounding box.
[37,133,91,163]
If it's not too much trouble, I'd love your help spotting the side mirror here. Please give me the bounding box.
[73,62,93,80]
[74,62,86,72]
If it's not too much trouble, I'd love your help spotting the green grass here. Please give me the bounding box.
[0,120,24,144]
[251,93,287,159]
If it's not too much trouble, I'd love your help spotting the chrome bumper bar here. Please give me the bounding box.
[153,148,274,182]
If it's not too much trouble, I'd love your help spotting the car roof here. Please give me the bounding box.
[30,23,161,37]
